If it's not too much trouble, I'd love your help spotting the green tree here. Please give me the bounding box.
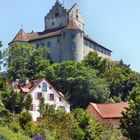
[0,125,31,140]
[18,112,32,130]
[99,126,124,140]
[24,94,32,111]
[27,46,51,79]
[50,61,110,108]
[72,108,103,140]
[121,87,140,140]
[8,42,51,81]
[1,90,24,115]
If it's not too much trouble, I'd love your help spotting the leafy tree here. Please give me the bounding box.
[121,87,140,140]
[24,94,32,111]
[99,126,124,140]
[0,125,31,140]
[72,108,103,140]
[38,97,46,118]
[8,42,50,81]
[1,90,24,115]
[27,46,51,79]
[18,112,32,130]
[8,42,35,81]
[50,61,110,108]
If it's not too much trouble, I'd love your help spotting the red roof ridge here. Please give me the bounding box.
[12,28,28,42]
[89,102,128,119]
[65,19,81,30]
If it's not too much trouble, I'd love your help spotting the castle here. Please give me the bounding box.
[10,0,112,62]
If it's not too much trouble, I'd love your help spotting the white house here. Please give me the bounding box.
[17,78,70,121]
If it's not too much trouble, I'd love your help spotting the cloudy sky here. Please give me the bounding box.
[0,0,140,72]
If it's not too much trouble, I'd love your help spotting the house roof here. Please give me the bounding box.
[84,35,112,52]
[12,28,28,42]
[65,19,81,30]
[89,102,128,119]
[19,78,64,98]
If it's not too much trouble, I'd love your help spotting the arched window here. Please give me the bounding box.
[42,83,47,91]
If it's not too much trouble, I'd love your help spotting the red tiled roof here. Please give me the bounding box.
[12,28,28,42]
[90,102,128,118]
[84,35,112,52]
[26,30,62,41]
[65,19,81,30]
[19,78,64,98]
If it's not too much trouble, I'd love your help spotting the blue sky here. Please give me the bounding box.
[0,0,140,72]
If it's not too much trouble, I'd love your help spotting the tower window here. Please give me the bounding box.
[76,9,78,14]
[55,13,59,17]
[47,41,51,48]
[76,15,78,19]
[36,43,39,49]
[63,32,66,38]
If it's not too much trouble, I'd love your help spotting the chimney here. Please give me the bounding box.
[25,79,29,85]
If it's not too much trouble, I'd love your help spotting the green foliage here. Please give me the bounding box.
[99,126,124,140]
[0,125,31,140]
[24,94,32,111]
[8,42,50,81]
[8,42,35,81]
[72,108,103,140]
[38,97,46,118]
[50,61,110,108]
[1,90,23,114]
[121,87,140,140]
[18,112,32,129]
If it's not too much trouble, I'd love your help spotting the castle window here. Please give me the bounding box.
[55,12,59,17]
[71,32,76,39]
[41,42,45,47]
[57,39,60,43]
[76,9,78,14]
[49,94,54,101]
[63,32,66,38]
[47,41,51,48]
[36,43,39,49]
[42,83,47,91]
[76,15,78,19]
[71,43,76,52]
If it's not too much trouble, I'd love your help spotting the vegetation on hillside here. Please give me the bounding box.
[0,42,140,139]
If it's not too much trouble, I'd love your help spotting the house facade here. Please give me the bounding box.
[87,102,128,126]
[17,78,70,121]
[9,0,112,63]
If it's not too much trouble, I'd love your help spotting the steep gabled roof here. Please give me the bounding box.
[19,78,65,98]
[12,28,28,42]
[65,19,81,30]
[89,102,128,118]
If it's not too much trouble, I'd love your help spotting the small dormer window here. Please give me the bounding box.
[42,83,47,91]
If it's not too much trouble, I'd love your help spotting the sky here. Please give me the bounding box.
[0,0,140,72]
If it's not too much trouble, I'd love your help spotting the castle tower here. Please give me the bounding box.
[69,3,84,31]
[60,19,84,61]
[44,0,68,30]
